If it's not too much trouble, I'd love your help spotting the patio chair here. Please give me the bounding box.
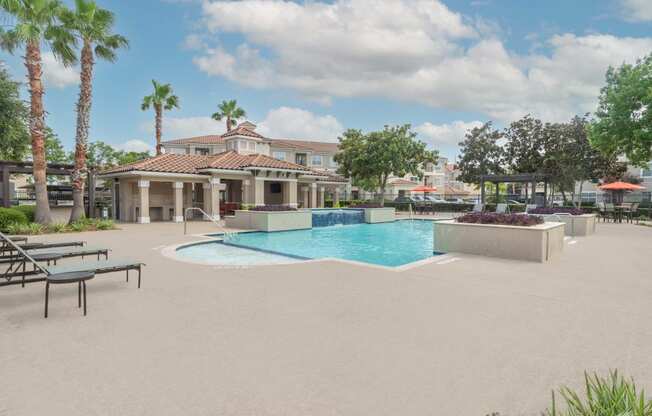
[605,203,617,222]
[495,203,510,214]
[0,231,145,290]
[0,242,109,264]
[629,203,640,223]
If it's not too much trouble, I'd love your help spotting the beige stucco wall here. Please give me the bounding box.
[225,210,312,232]
[539,214,597,237]
[364,208,396,223]
[433,220,565,262]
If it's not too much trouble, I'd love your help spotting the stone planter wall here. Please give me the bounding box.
[539,214,596,237]
[363,207,396,223]
[433,220,565,262]
[225,210,312,232]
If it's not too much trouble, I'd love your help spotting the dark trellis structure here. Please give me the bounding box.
[479,173,550,207]
[0,160,97,217]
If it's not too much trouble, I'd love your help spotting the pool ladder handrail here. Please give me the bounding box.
[184,207,222,235]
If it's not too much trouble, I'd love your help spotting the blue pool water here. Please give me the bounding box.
[220,220,437,267]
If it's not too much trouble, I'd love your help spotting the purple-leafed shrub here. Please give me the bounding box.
[456,212,544,226]
[528,207,584,216]
[249,205,298,212]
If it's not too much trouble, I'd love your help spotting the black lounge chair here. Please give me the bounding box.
[0,245,109,264]
[0,231,144,289]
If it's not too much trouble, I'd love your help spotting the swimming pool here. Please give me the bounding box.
[176,220,438,268]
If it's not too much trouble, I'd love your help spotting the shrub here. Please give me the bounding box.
[94,219,115,230]
[0,207,29,231]
[49,223,68,233]
[544,371,652,416]
[8,222,46,235]
[529,207,584,216]
[456,212,544,226]
[350,203,383,208]
[249,205,298,212]
[14,205,36,222]
[68,220,90,232]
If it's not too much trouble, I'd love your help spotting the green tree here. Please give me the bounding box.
[86,140,150,167]
[0,0,76,224]
[211,99,246,132]
[503,115,547,174]
[141,80,179,156]
[60,0,128,221]
[335,125,438,206]
[44,128,70,164]
[589,54,652,167]
[456,122,504,185]
[0,64,30,160]
[115,150,149,165]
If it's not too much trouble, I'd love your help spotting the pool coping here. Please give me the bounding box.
[161,219,456,272]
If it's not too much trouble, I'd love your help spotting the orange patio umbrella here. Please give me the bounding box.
[598,181,645,204]
[411,185,437,199]
[598,181,645,191]
[411,185,437,193]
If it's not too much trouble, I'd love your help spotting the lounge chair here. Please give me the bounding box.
[1,238,85,255]
[471,203,484,213]
[0,231,144,289]
[495,203,509,214]
[0,245,109,264]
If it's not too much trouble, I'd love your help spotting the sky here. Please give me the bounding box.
[1,0,651,160]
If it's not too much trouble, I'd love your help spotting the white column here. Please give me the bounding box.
[301,185,310,208]
[333,187,340,207]
[172,181,184,222]
[254,178,265,206]
[288,180,298,208]
[137,180,150,224]
[242,179,252,204]
[202,182,212,217]
[203,178,222,220]
[310,183,317,208]
[319,186,326,208]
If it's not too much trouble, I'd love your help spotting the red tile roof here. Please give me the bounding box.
[100,151,312,175]
[221,126,265,140]
[390,179,418,186]
[269,139,339,153]
[161,135,225,145]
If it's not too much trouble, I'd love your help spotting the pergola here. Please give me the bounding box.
[479,173,550,206]
[0,160,97,217]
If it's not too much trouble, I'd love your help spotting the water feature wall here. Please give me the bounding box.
[312,209,365,227]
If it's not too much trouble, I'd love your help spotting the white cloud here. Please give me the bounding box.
[115,139,153,153]
[191,0,652,123]
[41,52,79,89]
[257,107,344,141]
[415,120,484,147]
[140,116,226,139]
[621,0,652,22]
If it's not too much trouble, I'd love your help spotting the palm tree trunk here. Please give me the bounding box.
[70,40,94,222]
[226,116,232,132]
[155,104,162,155]
[25,40,52,225]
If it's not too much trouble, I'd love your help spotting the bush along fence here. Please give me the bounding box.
[0,207,116,235]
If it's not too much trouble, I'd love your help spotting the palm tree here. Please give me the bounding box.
[60,0,128,222]
[141,80,179,156]
[211,99,246,132]
[0,0,76,225]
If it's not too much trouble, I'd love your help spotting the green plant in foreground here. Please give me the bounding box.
[545,371,652,416]
[94,219,115,230]
[49,223,68,233]
[68,220,89,232]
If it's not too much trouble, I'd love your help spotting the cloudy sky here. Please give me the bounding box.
[2,0,651,159]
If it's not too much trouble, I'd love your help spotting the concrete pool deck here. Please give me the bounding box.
[1,220,651,415]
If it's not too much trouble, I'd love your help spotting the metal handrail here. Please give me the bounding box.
[184,207,221,235]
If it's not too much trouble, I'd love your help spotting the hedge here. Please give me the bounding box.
[14,205,36,222]
[0,207,29,231]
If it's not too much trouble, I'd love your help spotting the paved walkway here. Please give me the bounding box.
[1,221,651,415]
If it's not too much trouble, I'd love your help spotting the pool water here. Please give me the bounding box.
[220,220,437,267]
[175,241,301,266]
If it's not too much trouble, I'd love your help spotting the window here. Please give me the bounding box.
[273,151,286,161]
[642,162,652,177]
[295,153,307,166]
[270,183,282,193]
[248,141,255,150]
[194,147,209,155]
[311,155,323,166]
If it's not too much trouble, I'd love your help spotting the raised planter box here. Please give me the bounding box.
[538,213,596,237]
[363,207,396,223]
[225,210,312,232]
[433,220,565,262]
